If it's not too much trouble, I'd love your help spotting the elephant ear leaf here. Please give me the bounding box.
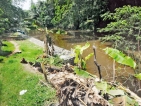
[134,73,141,80]
[74,67,90,78]
[74,45,81,63]
[95,81,107,92]
[103,47,136,69]
[85,53,94,61]
[81,42,90,54]
[108,90,124,96]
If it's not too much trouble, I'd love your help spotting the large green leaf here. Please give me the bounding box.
[74,45,81,55]
[108,90,124,96]
[74,53,79,63]
[74,67,90,78]
[74,42,90,64]
[104,47,136,69]
[126,95,139,106]
[95,81,107,92]
[49,56,54,64]
[134,73,141,80]
[81,59,86,70]
[74,45,81,63]
[80,42,90,54]
[85,53,94,61]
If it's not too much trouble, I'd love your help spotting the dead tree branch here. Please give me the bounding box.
[93,45,102,79]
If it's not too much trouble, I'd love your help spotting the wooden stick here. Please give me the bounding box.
[39,79,49,87]
[78,98,87,106]
[93,45,102,79]
[113,60,115,81]
[41,62,48,82]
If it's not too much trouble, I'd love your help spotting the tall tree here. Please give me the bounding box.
[0,0,26,53]
[52,0,108,30]
[0,0,26,31]
[30,0,55,28]
[28,0,108,30]
[98,5,141,52]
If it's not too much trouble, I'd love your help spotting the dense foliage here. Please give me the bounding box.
[98,5,141,52]
[29,0,108,30]
[29,0,54,28]
[0,0,26,34]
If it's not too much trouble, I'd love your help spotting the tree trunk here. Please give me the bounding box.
[44,27,49,56]
[44,27,55,56]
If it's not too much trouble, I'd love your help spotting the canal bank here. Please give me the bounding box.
[28,29,141,97]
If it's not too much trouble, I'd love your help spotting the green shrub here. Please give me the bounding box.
[98,5,141,51]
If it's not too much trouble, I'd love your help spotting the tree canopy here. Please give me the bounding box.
[98,5,141,52]
[0,0,26,34]
[28,0,108,30]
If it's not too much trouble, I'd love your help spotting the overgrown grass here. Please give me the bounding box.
[0,40,57,106]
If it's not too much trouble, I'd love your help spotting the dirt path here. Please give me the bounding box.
[10,41,21,55]
[10,40,42,75]
[22,64,42,75]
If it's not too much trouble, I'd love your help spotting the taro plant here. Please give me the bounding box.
[73,42,93,70]
[95,48,139,105]
[95,80,139,105]
[104,47,136,81]
[72,42,94,78]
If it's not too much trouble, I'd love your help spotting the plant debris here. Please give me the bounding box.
[41,63,141,106]
[46,65,111,106]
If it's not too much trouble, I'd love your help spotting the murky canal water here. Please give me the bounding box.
[29,30,141,96]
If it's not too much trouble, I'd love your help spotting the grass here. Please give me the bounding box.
[1,41,15,52]
[0,40,57,106]
[0,40,15,56]
[17,40,43,62]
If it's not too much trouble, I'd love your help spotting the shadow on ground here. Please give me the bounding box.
[0,51,12,56]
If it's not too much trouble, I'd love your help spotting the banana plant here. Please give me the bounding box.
[104,47,136,69]
[104,47,136,81]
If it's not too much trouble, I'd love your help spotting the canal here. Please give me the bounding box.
[29,29,141,96]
